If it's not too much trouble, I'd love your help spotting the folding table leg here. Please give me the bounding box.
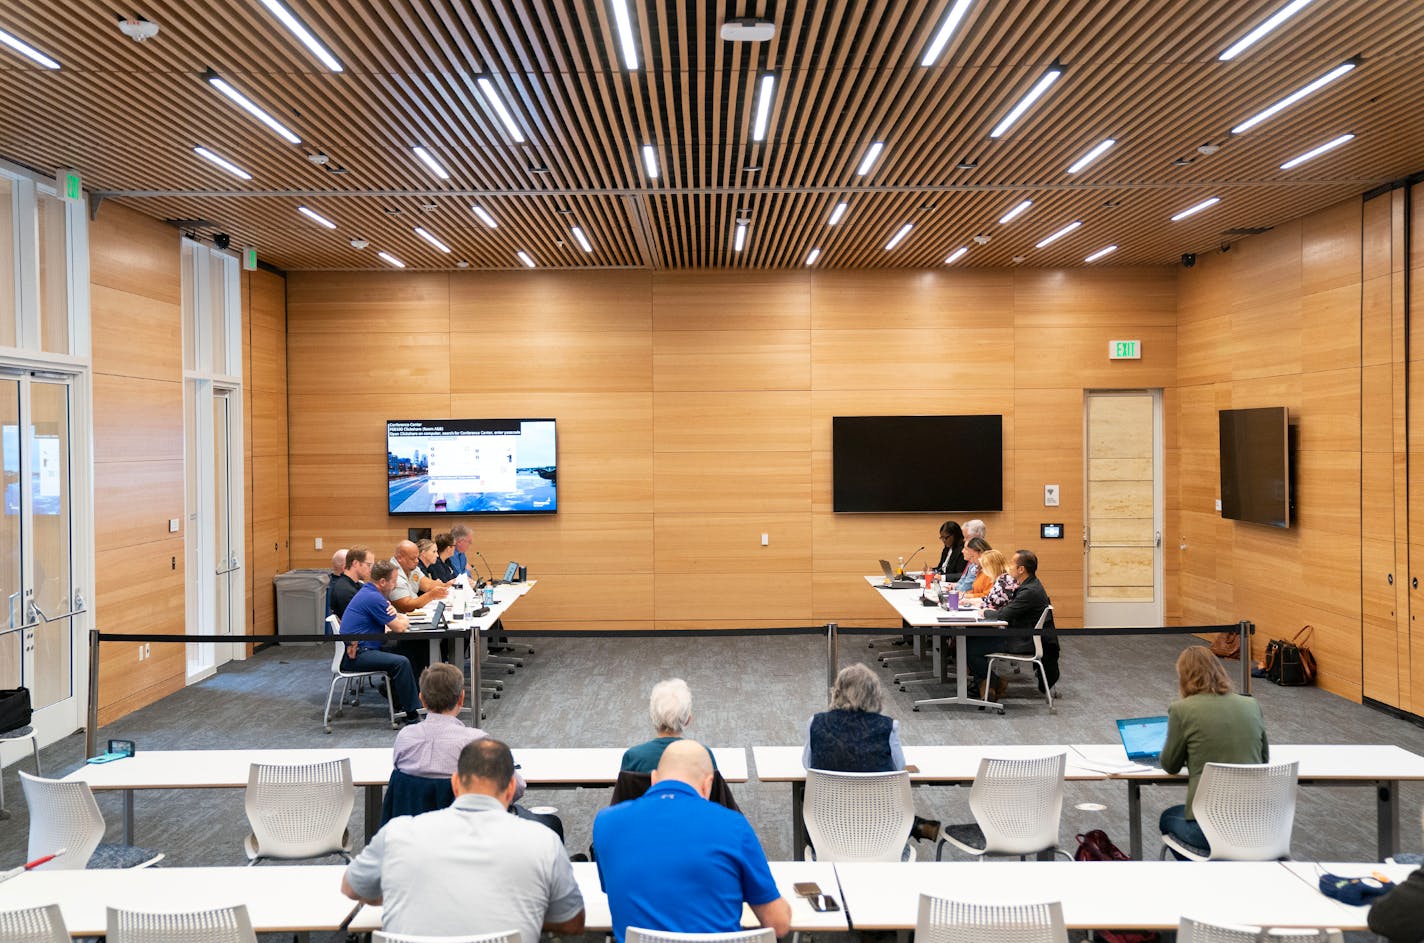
[1377,779,1399,860]
[363,785,383,845]
[1127,781,1142,860]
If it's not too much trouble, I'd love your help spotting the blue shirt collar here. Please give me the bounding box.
[644,778,703,801]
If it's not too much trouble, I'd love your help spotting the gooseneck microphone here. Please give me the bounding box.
[901,546,926,575]
[475,550,496,583]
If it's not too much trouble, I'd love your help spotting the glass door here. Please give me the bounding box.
[213,389,241,665]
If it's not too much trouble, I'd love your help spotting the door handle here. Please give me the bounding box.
[7,592,18,630]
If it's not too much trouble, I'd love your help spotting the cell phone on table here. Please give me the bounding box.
[793,883,821,898]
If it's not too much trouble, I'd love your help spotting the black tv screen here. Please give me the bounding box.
[833,415,1003,513]
[387,419,557,515]
[1218,407,1290,528]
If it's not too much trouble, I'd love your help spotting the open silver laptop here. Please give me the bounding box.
[877,559,920,589]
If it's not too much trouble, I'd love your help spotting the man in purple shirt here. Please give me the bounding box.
[340,560,420,723]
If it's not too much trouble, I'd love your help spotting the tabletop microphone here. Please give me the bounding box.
[901,546,926,576]
[475,550,496,583]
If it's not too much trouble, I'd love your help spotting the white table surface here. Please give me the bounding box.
[407,579,536,633]
[753,745,1103,782]
[573,861,846,932]
[863,575,988,627]
[1278,861,1419,924]
[1069,743,1424,781]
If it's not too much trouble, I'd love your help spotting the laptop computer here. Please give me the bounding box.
[407,600,446,630]
[1115,715,1170,766]
[877,559,920,589]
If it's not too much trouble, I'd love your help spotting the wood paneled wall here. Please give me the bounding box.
[286,268,1177,634]
[244,268,289,638]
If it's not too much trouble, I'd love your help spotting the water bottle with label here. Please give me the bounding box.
[896,555,905,579]
[482,583,495,607]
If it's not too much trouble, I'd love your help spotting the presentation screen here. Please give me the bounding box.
[387,419,557,515]
[832,415,1003,513]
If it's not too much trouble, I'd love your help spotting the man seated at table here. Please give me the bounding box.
[967,549,1060,702]
[325,547,347,616]
[343,738,585,941]
[594,739,790,942]
[340,560,421,723]
[389,539,450,614]
[329,546,371,620]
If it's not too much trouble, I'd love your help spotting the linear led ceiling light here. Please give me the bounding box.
[470,205,498,228]
[998,199,1032,224]
[1280,132,1355,169]
[0,27,59,69]
[412,146,450,180]
[610,0,639,70]
[476,77,526,143]
[641,144,659,179]
[193,146,252,180]
[990,64,1063,138]
[296,206,335,229]
[1171,197,1220,221]
[920,0,974,66]
[516,250,536,268]
[1085,244,1118,262]
[1034,220,1082,248]
[1231,60,1356,134]
[571,226,593,253]
[734,220,750,252]
[377,251,405,268]
[1219,0,1314,60]
[805,248,821,266]
[207,75,300,144]
[256,0,342,71]
[885,223,914,250]
[1067,138,1115,173]
[944,246,969,264]
[857,141,885,176]
[414,227,451,253]
[827,202,848,225]
[752,73,776,142]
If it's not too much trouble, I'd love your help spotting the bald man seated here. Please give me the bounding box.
[593,739,791,942]
[389,539,450,615]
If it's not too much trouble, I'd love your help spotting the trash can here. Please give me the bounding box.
[274,569,331,639]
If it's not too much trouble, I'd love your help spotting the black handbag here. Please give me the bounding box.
[1263,625,1316,686]
[0,686,32,732]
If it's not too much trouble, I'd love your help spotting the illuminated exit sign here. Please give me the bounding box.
[57,168,82,203]
[1109,339,1141,360]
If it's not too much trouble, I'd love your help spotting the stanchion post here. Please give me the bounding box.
[1239,620,1253,695]
[471,628,483,724]
[86,629,100,759]
[825,623,839,703]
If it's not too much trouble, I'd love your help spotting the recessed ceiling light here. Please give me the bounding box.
[1085,244,1118,262]
[477,76,526,143]
[456,260,470,268]
[1067,138,1115,174]
[610,0,639,70]
[743,165,761,173]
[192,146,252,180]
[955,159,979,170]
[641,144,659,179]
[377,251,405,268]
[1034,220,1082,248]
[206,75,301,144]
[571,226,593,253]
[944,246,969,264]
[470,205,498,228]
[752,73,776,142]
[255,0,342,70]
[805,247,821,266]
[856,141,885,176]
[1172,156,1195,166]
[530,165,553,174]
[412,146,450,180]
[827,202,848,225]
[1231,60,1356,134]
[990,65,1063,138]
[1219,0,1314,61]
[0,27,60,69]
[920,0,975,67]
[998,199,1033,224]
[885,223,914,250]
[1280,132,1356,169]
[720,17,776,41]
[734,220,750,252]
[413,226,451,253]
[516,250,536,268]
[1171,197,1221,221]
[296,205,335,229]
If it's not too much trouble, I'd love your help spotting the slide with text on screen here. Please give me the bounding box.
[387,419,557,514]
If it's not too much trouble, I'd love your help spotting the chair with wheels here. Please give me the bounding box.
[915,894,1067,943]
[936,753,1067,861]
[243,758,354,864]
[627,929,776,943]
[0,903,69,943]
[374,931,522,943]
[802,768,915,861]
[1178,916,1341,942]
[0,722,41,820]
[19,772,163,870]
[983,605,1056,711]
[107,904,256,943]
[323,614,397,734]
[1160,761,1298,861]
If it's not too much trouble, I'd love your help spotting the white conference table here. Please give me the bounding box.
[754,743,1424,861]
[62,746,750,846]
[401,579,535,707]
[863,576,1008,712]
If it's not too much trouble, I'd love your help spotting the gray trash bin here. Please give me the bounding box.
[274,569,331,639]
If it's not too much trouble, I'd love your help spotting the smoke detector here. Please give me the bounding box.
[117,17,160,41]
[1197,143,1221,155]
[972,234,991,245]
[306,152,330,165]
[349,238,369,250]
[720,17,775,42]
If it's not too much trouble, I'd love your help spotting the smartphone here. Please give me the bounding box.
[793,882,822,898]
[86,752,127,764]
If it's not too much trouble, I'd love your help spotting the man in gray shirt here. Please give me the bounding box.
[342,738,584,941]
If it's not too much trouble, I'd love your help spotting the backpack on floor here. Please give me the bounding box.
[1076,831,1160,943]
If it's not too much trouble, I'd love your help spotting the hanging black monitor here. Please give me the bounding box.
[832,415,1003,513]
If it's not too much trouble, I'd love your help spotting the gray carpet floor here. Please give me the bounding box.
[2,631,1421,941]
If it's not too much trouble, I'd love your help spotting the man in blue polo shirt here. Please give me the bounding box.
[593,739,790,942]
[340,560,421,723]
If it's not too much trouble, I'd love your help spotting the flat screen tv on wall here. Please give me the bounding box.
[387,419,557,515]
[1218,406,1291,528]
[833,415,1003,513]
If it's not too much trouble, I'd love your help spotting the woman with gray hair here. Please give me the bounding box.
[620,678,718,773]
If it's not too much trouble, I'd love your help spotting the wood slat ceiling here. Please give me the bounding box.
[0,0,1420,270]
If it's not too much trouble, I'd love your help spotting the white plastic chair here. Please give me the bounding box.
[627,929,776,943]
[937,753,1067,861]
[1178,916,1341,942]
[984,605,1056,711]
[374,931,522,943]
[0,723,41,820]
[19,771,164,870]
[107,904,256,943]
[802,768,915,861]
[0,903,69,943]
[323,614,397,733]
[242,758,354,864]
[1161,761,1298,861]
[915,894,1068,943]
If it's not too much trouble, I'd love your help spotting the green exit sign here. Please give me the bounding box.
[1110,339,1141,360]
[57,168,82,203]
[242,247,258,271]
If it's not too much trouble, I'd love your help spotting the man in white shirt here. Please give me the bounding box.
[388,539,450,614]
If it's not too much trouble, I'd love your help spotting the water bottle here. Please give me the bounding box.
[896,555,905,579]
[482,583,495,607]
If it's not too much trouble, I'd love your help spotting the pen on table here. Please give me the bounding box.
[337,902,363,933]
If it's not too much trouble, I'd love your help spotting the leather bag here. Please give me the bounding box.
[0,686,32,733]
[1076,831,1159,943]
[1262,625,1316,686]
[1208,631,1241,659]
